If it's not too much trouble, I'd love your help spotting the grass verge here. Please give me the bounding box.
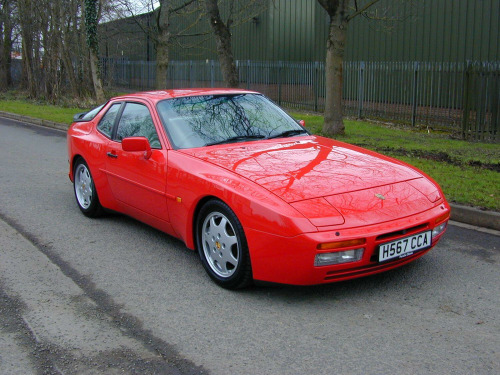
[292,114,499,166]
[0,99,84,125]
[291,112,499,211]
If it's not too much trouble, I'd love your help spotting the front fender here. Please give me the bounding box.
[166,151,317,249]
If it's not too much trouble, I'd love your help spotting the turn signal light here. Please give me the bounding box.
[317,238,366,250]
[435,212,450,225]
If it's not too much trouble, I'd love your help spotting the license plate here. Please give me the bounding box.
[379,231,432,262]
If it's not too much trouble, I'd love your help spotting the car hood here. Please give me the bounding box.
[183,136,424,203]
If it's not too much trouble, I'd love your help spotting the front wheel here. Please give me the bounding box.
[73,158,103,217]
[196,200,252,289]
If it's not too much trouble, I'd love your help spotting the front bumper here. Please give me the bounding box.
[247,202,450,285]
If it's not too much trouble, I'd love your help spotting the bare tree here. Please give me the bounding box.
[13,0,113,101]
[58,0,80,97]
[155,0,171,89]
[318,0,382,136]
[204,0,238,87]
[16,0,38,97]
[85,0,105,102]
[111,0,268,89]
[203,0,267,88]
[0,0,14,89]
[113,0,202,89]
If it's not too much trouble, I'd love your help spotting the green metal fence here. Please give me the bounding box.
[100,58,500,142]
[343,61,469,130]
[462,62,500,141]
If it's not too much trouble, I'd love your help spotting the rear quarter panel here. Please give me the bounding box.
[67,121,117,211]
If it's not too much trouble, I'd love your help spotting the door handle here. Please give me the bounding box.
[107,152,118,158]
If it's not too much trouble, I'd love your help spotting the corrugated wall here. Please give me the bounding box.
[345,0,500,62]
[229,0,326,61]
[230,0,500,62]
[100,0,500,63]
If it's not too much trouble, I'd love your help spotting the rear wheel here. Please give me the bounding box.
[73,158,103,217]
[196,200,252,289]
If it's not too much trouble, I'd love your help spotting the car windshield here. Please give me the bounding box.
[156,94,308,149]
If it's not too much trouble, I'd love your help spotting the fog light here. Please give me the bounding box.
[432,221,447,238]
[314,248,364,266]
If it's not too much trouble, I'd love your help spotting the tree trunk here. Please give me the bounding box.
[0,0,13,89]
[59,2,79,98]
[16,0,36,97]
[323,15,347,136]
[41,9,51,99]
[89,49,105,102]
[155,1,170,89]
[76,5,92,95]
[205,0,239,88]
[60,31,79,98]
[155,35,169,89]
[20,30,37,97]
[318,0,382,135]
[84,0,105,102]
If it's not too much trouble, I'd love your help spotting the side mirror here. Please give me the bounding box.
[122,137,152,159]
[298,119,306,127]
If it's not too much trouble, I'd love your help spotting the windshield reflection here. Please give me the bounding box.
[156,94,307,149]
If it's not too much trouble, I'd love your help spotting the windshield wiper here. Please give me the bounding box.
[205,135,266,146]
[267,129,309,139]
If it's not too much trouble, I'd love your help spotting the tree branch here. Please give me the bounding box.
[346,0,380,22]
[169,0,197,15]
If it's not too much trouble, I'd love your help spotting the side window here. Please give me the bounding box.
[82,104,105,121]
[97,103,121,138]
[115,103,161,149]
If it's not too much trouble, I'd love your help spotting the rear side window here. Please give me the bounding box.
[97,103,121,138]
[115,103,161,148]
[81,104,105,121]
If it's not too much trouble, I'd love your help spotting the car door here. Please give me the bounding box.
[104,101,170,222]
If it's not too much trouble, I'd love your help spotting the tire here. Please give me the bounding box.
[196,199,253,289]
[73,158,103,217]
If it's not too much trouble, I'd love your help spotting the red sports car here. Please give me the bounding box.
[67,89,450,289]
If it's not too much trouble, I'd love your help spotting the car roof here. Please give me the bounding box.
[111,88,260,103]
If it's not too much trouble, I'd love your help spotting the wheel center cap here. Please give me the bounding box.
[215,241,221,250]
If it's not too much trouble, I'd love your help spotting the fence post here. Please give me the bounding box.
[142,61,146,90]
[171,63,174,89]
[477,63,486,141]
[314,62,319,112]
[278,61,282,106]
[189,60,193,87]
[492,63,500,142]
[210,60,215,88]
[461,61,472,140]
[127,60,131,89]
[358,61,365,118]
[247,60,251,90]
[411,61,419,127]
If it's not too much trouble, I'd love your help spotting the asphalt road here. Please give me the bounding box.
[0,117,499,375]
